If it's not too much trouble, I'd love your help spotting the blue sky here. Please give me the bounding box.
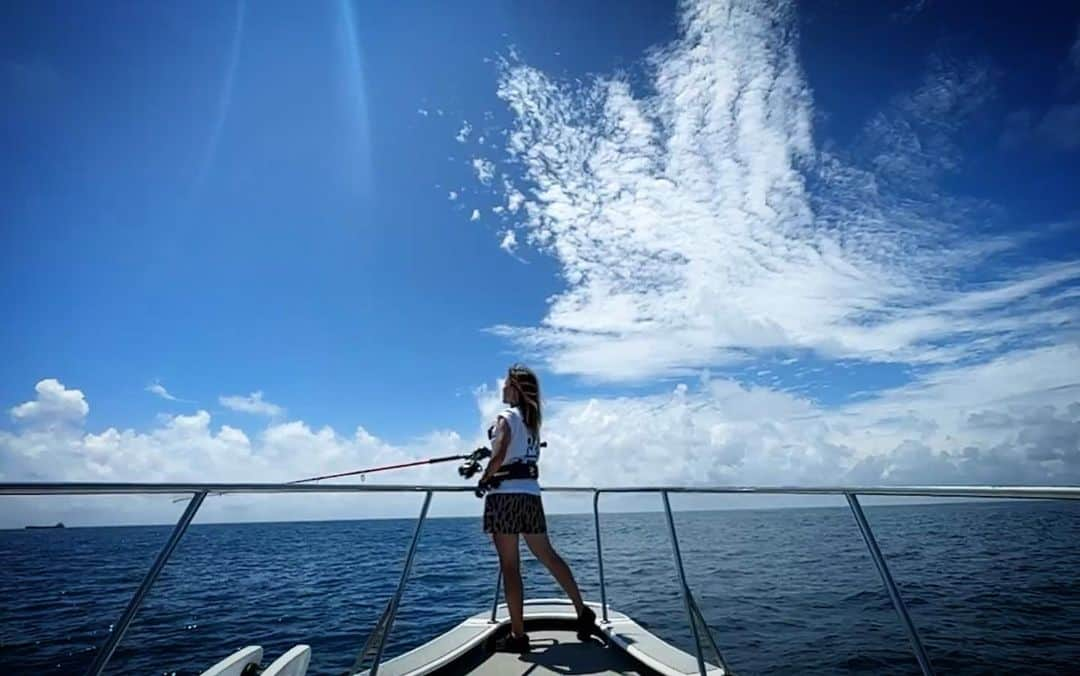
[2,0,1079,525]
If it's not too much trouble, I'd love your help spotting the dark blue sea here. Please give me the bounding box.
[2,500,1079,675]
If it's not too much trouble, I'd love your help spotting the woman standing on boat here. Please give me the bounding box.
[479,363,595,653]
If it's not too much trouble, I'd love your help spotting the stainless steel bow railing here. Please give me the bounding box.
[3,482,1078,676]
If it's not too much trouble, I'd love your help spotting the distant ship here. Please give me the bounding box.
[25,522,65,529]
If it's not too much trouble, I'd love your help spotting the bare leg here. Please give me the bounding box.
[524,533,585,614]
[493,534,526,636]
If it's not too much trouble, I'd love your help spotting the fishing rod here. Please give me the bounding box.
[290,448,492,484]
[170,447,493,503]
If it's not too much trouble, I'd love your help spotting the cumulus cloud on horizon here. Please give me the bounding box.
[2,379,472,526]
[3,352,1079,526]
[8,379,88,426]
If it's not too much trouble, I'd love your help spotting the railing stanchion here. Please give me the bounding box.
[690,594,731,674]
[662,491,708,676]
[370,491,432,676]
[489,569,502,623]
[85,491,207,676]
[846,493,935,676]
[593,490,609,624]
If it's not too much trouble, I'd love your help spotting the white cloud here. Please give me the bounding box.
[506,190,524,213]
[3,348,1079,526]
[503,177,525,213]
[448,190,459,201]
[1,381,479,526]
[219,391,284,417]
[471,157,495,185]
[470,209,481,221]
[500,344,1080,495]
[468,0,1078,382]
[456,120,472,143]
[146,383,176,401]
[145,381,191,403]
[499,229,518,254]
[9,379,88,425]
[417,108,429,116]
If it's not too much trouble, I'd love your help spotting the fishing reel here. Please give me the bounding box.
[457,447,492,480]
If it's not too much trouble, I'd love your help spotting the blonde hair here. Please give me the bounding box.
[507,363,542,436]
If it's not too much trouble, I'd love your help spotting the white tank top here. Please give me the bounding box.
[487,406,541,495]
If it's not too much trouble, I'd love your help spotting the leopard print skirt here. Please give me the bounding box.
[483,493,547,534]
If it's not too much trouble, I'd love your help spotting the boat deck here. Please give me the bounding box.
[465,629,646,675]
[362,599,723,676]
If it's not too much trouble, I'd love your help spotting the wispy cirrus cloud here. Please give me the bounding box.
[146,383,176,401]
[219,391,284,417]
[145,381,194,403]
[192,0,245,198]
[467,0,1078,382]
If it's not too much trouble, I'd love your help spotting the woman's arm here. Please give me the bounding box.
[481,416,511,482]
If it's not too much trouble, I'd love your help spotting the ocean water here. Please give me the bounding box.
[1,500,1079,675]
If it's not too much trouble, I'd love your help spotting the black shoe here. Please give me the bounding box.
[576,605,597,641]
[494,632,530,653]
